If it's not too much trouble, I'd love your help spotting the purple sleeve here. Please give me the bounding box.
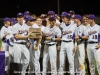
[98,34,100,42]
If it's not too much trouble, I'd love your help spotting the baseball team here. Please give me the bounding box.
[0,10,100,75]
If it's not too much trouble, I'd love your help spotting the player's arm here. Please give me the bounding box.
[14,32,31,40]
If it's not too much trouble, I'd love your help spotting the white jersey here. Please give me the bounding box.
[61,23,77,41]
[43,25,61,44]
[12,23,28,43]
[87,24,100,42]
[75,24,88,37]
[82,24,90,29]
[0,26,11,39]
[40,25,46,32]
[60,22,65,29]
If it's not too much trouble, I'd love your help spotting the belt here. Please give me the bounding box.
[88,41,98,44]
[46,43,55,46]
[62,40,72,42]
[15,42,27,45]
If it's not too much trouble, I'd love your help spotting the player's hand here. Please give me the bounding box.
[46,37,51,40]
[34,46,38,50]
[5,32,10,36]
[27,32,32,37]
[73,46,77,52]
[55,23,60,27]
[74,36,79,40]
[27,43,31,49]
[95,44,100,49]
[57,46,60,50]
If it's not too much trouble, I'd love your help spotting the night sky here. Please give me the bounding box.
[0,0,99,18]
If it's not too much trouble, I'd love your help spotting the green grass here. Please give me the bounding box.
[85,59,99,75]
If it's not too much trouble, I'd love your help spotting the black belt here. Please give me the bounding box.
[15,42,27,45]
[46,43,55,46]
[88,41,98,44]
[62,40,72,42]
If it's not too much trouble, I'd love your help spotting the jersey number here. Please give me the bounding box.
[92,35,97,39]
[67,35,72,39]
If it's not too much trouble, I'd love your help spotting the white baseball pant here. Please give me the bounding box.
[58,41,74,75]
[13,43,30,75]
[87,43,100,75]
[42,44,57,75]
[29,43,41,75]
[77,43,85,75]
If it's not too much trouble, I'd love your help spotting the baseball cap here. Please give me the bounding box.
[17,12,24,17]
[42,19,46,22]
[74,14,82,20]
[61,12,68,17]
[69,10,75,15]
[88,14,96,20]
[10,18,17,25]
[48,17,56,21]
[11,18,16,21]
[24,15,34,21]
[48,11,55,15]
[4,17,11,22]
[24,11,30,15]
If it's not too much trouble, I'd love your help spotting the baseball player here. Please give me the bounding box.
[86,14,100,75]
[82,14,91,75]
[12,12,31,75]
[42,17,61,75]
[68,10,76,24]
[25,15,42,75]
[74,14,88,75]
[36,17,46,71]
[58,13,77,75]
[0,17,11,72]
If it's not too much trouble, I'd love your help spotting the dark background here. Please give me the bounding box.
[0,0,99,18]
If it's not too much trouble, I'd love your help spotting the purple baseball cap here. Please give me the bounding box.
[24,15,34,21]
[48,17,56,21]
[88,14,96,20]
[42,19,46,22]
[48,11,55,15]
[17,12,24,17]
[4,17,11,22]
[74,14,82,20]
[24,11,30,15]
[10,18,17,25]
[61,12,68,17]
[11,18,16,21]
[69,10,75,15]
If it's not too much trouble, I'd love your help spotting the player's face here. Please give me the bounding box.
[26,21,31,26]
[49,20,56,26]
[36,18,42,26]
[82,17,89,24]
[61,16,68,23]
[88,19,94,24]
[61,16,65,22]
[4,21,11,26]
[74,18,79,23]
[6,21,11,25]
[17,17,24,23]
